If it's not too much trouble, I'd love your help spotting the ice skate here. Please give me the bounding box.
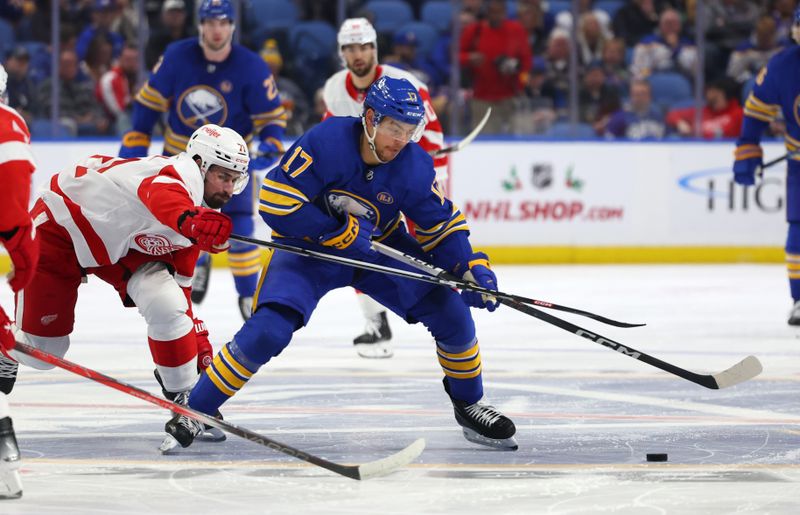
[190,254,211,304]
[0,356,18,396]
[788,300,800,326]
[443,378,517,451]
[353,311,393,359]
[154,370,225,443]
[238,296,253,321]
[0,416,22,500]
[159,392,203,454]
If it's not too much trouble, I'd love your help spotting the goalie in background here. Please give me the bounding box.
[0,62,37,500]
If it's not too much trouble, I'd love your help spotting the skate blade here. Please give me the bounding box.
[197,426,226,442]
[0,470,22,499]
[461,427,518,451]
[354,342,394,359]
[158,434,181,454]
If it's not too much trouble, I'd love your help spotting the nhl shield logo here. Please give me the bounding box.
[135,234,178,256]
[531,163,553,189]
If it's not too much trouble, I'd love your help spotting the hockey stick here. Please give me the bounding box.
[229,234,640,328]
[10,341,425,480]
[431,107,491,157]
[370,242,762,390]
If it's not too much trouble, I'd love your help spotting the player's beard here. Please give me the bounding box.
[201,30,233,53]
[348,53,376,78]
[204,192,231,209]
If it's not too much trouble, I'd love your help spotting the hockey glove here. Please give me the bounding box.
[249,140,283,171]
[1,219,40,293]
[458,252,500,312]
[194,318,213,371]
[318,214,381,258]
[178,208,233,254]
[119,131,151,158]
[733,143,763,186]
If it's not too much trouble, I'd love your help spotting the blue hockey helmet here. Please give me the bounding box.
[199,0,233,21]
[363,76,425,142]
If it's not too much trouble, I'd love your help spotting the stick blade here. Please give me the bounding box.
[355,438,425,480]
[712,355,763,389]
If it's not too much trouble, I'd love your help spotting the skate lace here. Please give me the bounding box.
[171,392,203,433]
[362,316,382,337]
[0,355,18,379]
[464,401,503,427]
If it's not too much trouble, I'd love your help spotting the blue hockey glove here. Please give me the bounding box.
[318,214,381,258]
[458,252,499,312]
[733,143,763,186]
[249,141,283,171]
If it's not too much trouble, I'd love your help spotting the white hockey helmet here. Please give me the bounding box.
[186,124,250,194]
[337,17,378,61]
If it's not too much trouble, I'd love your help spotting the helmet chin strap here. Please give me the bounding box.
[362,114,387,164]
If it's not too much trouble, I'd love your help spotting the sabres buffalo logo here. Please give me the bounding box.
[134,234,179,256]
[325,190,380,226]
[177,85,228,129]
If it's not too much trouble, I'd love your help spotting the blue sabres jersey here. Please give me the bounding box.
[129,38,286,155]
[258,117,470,266]
[740,45,800,157]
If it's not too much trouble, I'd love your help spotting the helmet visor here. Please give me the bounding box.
[374,116,425,144]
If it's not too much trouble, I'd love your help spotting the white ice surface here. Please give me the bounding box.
[1,264,799,514]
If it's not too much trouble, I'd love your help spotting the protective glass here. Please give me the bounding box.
[374,117,425,144]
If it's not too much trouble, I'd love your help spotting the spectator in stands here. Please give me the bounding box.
[601,38,631,96]
[76,0,124,61]
[459,0,531,134]
[111,0,142,43]
[700,0,761,80]
[383,30,433,86]
[604,78,666,139]
[513,56,557,134]
[665,79,743,139]
[260,39,310,137]
[543,28,571,118]
[96,43,138,134]
[556,0,612,37]
[579,61,620,130]
[770,0,798,44]
[36,48,110,136]
[145,0,195,70]
[630,9,698,79]
[727,15,784,85]
[576,12,611,67]
[82,32,115,84]
[612,0,659,47]
[3,46,35,124]
[517,0,554,56]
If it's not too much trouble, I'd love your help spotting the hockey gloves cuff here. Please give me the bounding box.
[250,140,283,171]
[2,219,40,293]
[194,318,213,371]
[318,214,381,258]
[178,208,233,253]
[458,252,500,312]
[733,144,763,186]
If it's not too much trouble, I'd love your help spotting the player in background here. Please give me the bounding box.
[0,63,36,500]
[322,18,449,358]
[733,7,800,325]
[161,77,517,453]
[119,0,286,320]
[1,124,248,448]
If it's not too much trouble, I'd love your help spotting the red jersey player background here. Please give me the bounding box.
[0,62,37,500]
[321,18,449,358]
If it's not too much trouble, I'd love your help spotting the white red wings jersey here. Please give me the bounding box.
[322,64,448,180]
[0,103,35,232]
[40,153,204,269]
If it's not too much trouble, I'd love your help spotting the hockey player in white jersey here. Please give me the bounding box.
[0,62,35,500]
[322,17,449,358]
[0,124,248,441]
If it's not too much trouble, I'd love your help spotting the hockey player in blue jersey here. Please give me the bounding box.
[733,7,800,325]
[119,0,286,320]
[159,76,518,452]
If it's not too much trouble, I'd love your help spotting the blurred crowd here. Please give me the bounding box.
[0,0,794,140]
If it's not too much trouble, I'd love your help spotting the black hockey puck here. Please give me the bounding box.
[646,453,668,462]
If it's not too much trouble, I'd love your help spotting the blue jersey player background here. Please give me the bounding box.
[733,7,800,326]
[159,76,518,453]
[119,0,286,320]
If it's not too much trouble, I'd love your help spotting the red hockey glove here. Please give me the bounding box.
[194,318,213,371]
[178,208,232,254]
[2,219,40,293]
[0,307,16,355]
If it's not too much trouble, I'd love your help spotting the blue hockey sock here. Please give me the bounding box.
[437,339,483,404]
[189,340,260,415]
[786,222,800,300]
